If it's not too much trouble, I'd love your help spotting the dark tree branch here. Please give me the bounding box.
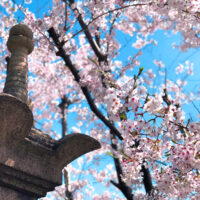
[76,13,107,62]
[48,27,123,140]
[133,141,154,196]
[110,180,121,190]
[162,88,171,106]
[111,134,134,200]
[48,26,154,198]
[65,0,107,62]
[64,2,68,32]
[61,2,153,46]
[64,1,152,64]
[141,165,153,194]
[71,5,134,195]
[67,0,74,4]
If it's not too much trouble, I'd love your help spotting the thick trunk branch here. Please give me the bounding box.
[141,165,153,194]
[134,141,154,196]
[111,135,134,200]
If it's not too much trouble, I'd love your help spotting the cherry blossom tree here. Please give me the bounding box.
[1,0,200,199]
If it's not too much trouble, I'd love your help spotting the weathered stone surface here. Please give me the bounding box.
[0,93,33,141]
[0,24,101,199]
[55,133,101,169]
[0,163,57,198]
[4,24,34,103]
[7,24,34,54]
[0,186,36,200]
[27,128,57,150]
[9,24,33,40]
[0,96,100,198]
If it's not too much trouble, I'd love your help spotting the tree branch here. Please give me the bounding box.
[134,141,154,195]
[62,2,153,45]
[76,13,107,62]
[106,12,120,54]
[64,1,153,63]
[111,134,134,200]
[48,27,123,140]
[141,165,153,194]
[48,23,153,197]
[65,0,107,62]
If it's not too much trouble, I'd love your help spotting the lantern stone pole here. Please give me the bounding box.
[0,24,100,200]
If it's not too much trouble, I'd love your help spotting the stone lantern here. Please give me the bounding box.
[0,24,100,199]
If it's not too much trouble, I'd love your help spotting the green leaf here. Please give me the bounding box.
[120,112,127,120]
[88,56,98,65]
[138,66,144,76]
[160,167,165,174]
[165,153,171,157]
[186,119,190,126]
[107,151,113,157]
[107,151,118,158]
[172,139,177,144]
